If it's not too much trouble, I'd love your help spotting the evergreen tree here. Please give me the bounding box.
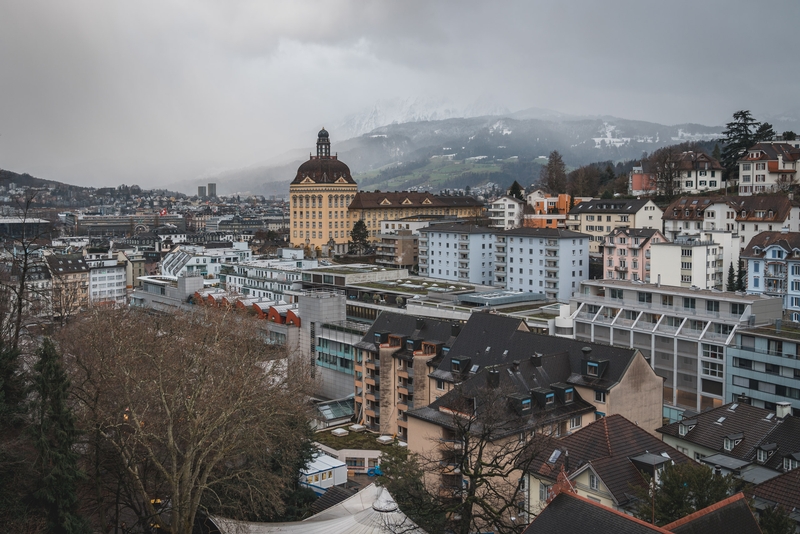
[782,131,797,141]
[721,110,760,183]
[726,264,736,292]
[754,122,776,143]
[759,504,796,534]
[634,463,735,526]
[737,263,747,291]
[712,143,721,162]
[507,180,524,201]
[348,219,370,255]
[539,150,567,194]
[30,338,88,534]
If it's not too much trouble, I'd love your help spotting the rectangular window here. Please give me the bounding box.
[683,298,696,310]
[569,416,582,430]
[610,288,624,300]
[587,362,599,377]
[638,292,652,303]
[539,482,550,502]
[662,295,673,306]
[701,361,723,378]
[594,390,606,403]
[706,300,719,312]
[589,473,598,490]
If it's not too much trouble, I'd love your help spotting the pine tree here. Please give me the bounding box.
[737,263,747,291]
[30,338,89,534]
[754,122,776,143]
[726,264,736,292]
[508,180,524,200]
[349,219,369,255]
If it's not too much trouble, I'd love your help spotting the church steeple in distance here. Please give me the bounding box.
[316,127,331,158]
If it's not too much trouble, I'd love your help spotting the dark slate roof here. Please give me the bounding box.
[741,231,800,259]
[45,254,89,274]
[662,493,761,534]
[662,194,795,223]
[291,156,355,185]
[499,227,589,239]
[418,222,495,235]
[658,402,800,470]
[753,467,800,510]
[407,358,596,436]
[357,311,459,354]
[568,198,651,215]
[348,192,482,210]
[530,415,692,507]
[738,142,800,163]
[435,313,640,391]
[522,492,671,534]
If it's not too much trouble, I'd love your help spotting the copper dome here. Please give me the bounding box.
[292,157,355,185]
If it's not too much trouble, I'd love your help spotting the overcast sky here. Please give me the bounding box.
[1,0,798,189]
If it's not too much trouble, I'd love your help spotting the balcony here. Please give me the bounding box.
[615,265,629,272]
[605,241,616,248]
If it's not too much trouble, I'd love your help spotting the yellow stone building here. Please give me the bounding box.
[289,129,358,253]
[349,191,485,239]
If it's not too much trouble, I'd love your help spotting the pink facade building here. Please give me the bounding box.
[603,227,668,283]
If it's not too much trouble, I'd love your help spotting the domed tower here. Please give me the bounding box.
[316,128,331,158]
[289,129,358,254]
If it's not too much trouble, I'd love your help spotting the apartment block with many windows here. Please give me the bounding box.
[649,231,739,290]
[602,228,667,283]
[570,280,783,412]
[418,223,496,285]
[727,324,800,415]
[567,199,662,255]
[737,141,800,195]
[494,228,589,302]
[742,231,800,318]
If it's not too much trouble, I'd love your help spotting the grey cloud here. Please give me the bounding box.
[0,0,797,188]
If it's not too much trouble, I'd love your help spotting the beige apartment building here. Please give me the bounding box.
[567,199,662,255]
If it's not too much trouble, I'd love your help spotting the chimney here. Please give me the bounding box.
[564,450,570,471]
[657,274,661,288]
[415,318,425,330]
[581,346,592,359]
[487,368,500,388]
[776,402,792,419]
[714,465,722,477]
[512,360,520,372]
[451,323,461,337]
[531,352,543,367]
[737,393,751,405]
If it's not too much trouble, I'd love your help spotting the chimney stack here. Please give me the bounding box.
[581,346,592,359]
[415,318,425,330]
[531,353,543,367]
[451,323,461,337]
[776,402,792,419]
[487,369,500,389]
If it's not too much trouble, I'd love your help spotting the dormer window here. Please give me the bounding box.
[545,393,555,407]
[784,457,799,471]
[587,362,598,377]
[678,419,696,436]
[723,433,743,452]
[564,389,574,403]
[757,449,768,463]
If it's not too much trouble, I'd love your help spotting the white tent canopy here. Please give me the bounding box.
[211,483,426,534]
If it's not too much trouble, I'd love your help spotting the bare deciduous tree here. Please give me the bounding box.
[61,307,315,534]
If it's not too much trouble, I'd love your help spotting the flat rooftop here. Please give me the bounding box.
[457,290,547,306]
[580,279,780,303]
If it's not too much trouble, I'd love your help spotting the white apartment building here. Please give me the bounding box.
[737,141,800,195]
[567,199,663,255]
[571,279,783,412]
[160,242,251,278]
[220,256,318,303]
[84,251,127,306]
[418,223,496,285]
[662,195,800,252]
[488,195,525,230]
[650,232,739,291]
[494,228,589,302]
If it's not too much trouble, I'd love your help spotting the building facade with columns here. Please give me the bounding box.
[289,129,358,254]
